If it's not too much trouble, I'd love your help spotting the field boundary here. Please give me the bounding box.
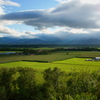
[22,60,48,63]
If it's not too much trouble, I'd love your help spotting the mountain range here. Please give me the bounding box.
[0,33,100,44]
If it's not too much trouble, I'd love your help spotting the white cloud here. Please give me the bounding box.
[69,28,89,34]
[55,0,67,3]
[0,25,19,34]
[0,0,20,15]
[0,0,21,37]
[80,0,100,4]
[0,25,38,38]
[0,6,5,15]
[0,35,3,37]
[0,0,100,30]
[0,0,20,7]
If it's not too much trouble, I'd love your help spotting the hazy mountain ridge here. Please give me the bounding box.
[0,33,100,44]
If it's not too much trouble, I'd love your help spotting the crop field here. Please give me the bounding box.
[0,54,77,63]
[0,51,100,63]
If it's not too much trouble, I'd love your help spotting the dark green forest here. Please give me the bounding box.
[0,67,100,100]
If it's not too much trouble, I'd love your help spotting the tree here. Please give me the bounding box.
[42,67,67,100]
[16,67,36,100]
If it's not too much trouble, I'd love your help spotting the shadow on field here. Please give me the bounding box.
[22,60,49,63]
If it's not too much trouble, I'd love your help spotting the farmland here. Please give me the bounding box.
[0,50,100,82]
[0,50,100,67]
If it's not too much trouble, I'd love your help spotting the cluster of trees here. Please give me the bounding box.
[64,47,99,51]
[0,67,100,100]
[22,49,51,55]
[0,45,99,52]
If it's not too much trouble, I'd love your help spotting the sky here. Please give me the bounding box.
[0,0,100,40]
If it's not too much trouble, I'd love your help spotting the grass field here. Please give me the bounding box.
[0,57,100,82]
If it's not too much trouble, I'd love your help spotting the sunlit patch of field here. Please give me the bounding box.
[53,57,100,69]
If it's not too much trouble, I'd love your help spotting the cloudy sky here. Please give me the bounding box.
[0,0,100,39]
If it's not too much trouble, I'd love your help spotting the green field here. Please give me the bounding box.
[0,58,100,71]
[0,51,100,82]
[53,57,100,66]
[0,54,77,63]
[0,51,100,63]
[0,57,100,82]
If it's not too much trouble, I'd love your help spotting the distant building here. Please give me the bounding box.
[93,57,100,60]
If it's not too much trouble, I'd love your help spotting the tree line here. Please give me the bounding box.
[0,46,99,52]
[0,67,100,100]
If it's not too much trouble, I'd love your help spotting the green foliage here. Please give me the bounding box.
[0,67,36,100]
[16,67,36,100]
[0,67,100,100]
[74,93,97,100]
[43,67,67,100]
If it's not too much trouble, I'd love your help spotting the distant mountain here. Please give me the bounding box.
[11,38,48,44]
[0,37,61,44]
[0,36,100,45]
[0,37,19,44]
[73,38,100,44]
[61,38,100,44]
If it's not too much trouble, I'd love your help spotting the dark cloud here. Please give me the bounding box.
[0,10,44,20]
[0,0,100,29]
